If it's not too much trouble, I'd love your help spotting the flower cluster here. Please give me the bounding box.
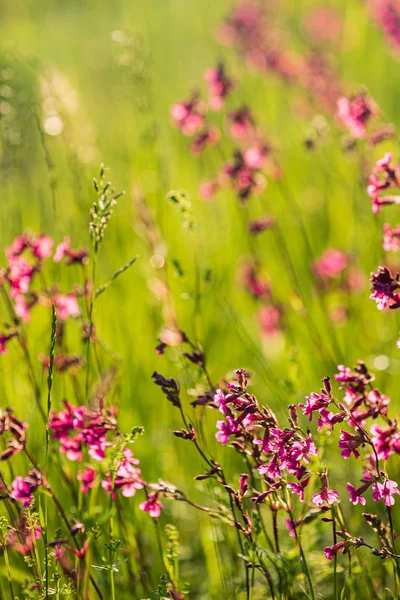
[370,266,400,309]
[368,0,400,53]
[171,63,277,202]
[0,232,85,347]
[367,152,400,214]
[336,92,379,139]
[0,409,27,460]
[48,401,117,462]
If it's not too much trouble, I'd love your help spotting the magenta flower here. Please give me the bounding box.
[368,0,400,52]
[139,493,163,518]
[10,470,42,508]
[324,541,346,560]
[31,235,53,259]
[215,417,238,445]
[383,223,400,251]
[338,429,364,459]
[367,152,400,214]
[287,476,310,502]
[101,448,144,499]
[317,408,345,432]
[49,401,116,463]
[336,93,378,139]
[204,63,233,110]
[228,107,255,139]
[370,267,400,310]
[312,473,339,507]
[77,466,97,494]
[171,94,204,136]
[346,482,369,505]
[372,479,400,506]
[0,331,17,355]
[258,305,281,338]
[313,249,348,280]
[54,236,89,265]
[299,392,330,422]
[239,473,249,496]
[54,294,80,320]
[199,179,220,200]
[370,423,400,459]
[190,126,220,155]
[244,146,268,170]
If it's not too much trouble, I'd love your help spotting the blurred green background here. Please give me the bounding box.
[1,0,400,597]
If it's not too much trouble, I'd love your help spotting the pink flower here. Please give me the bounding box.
[54,294,80,320]
[49,401,116,463]
[239,473,249,496]
[312,472,339,507]
[199,179,220,200]
[313,249,348,280]
[190,126,220,155]
[139,492,163,518]
[324,541,346,560]
[337,94,378,139]
[370,267,400,310]
[10,470,42,508]
[77,467,96,494]
[228,107,255,139]
[215,417,238,445]
[171,95,204,136]
[372,479,400,506]
[244,146,268,170]
[367,152,400,213]
[299,392,330,422]
[346,482,368,505]
[32,235,53,259]
[368,0,400,52]
[12,292,31,322]
[317,408,345,432]
[0,331,17,355]
[287,476,310,502]
[338,429,364,459]
[54,237,71,262]
[383,223,400,251]
[54,237,89,265]
[284,518,296,538]
[258,305,281,337]
[370,423,400,459]
[101,448,144,499]
[204,63,233,110]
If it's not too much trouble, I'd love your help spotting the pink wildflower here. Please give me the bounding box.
[54,294,80,320]
[204,63,233,110]
[287,476,310,502]
[370,266,400,309]
[383,223,400,251]
[337,94,378,139]
[313,249,348,279]
[324,541,346,560]
[77,466,97,494]
[139,492,163,518]
[10,470,42,508]
[171,94,205,136]
[312,472,339,507]
[346,482,369,505]
[372,479,400,506]
[101,448,144,499]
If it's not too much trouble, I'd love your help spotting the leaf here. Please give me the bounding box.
[95,255,139,300]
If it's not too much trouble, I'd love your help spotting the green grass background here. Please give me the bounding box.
[1,0,400,597]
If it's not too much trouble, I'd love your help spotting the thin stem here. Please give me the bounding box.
[85,254,97,403]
